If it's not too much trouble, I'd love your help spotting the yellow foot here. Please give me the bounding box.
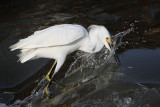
[45,80,64,98]
[46,73,51,81]
[45,84,50,97]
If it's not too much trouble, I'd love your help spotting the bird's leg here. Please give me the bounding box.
[45,57,66,98]
[46,61,57,81]
[45,74,64,98]
[45,72,58,97]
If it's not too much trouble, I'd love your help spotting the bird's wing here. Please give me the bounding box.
[13,24,87,49]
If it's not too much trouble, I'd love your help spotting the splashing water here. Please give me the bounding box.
[66,28,133,78]
[109,28,134,59]
[9,29,132,106]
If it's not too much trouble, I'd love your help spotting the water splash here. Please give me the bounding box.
[108,28,134,59]
[65,28,133,79]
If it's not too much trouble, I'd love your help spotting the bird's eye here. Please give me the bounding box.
[106,37,111,44]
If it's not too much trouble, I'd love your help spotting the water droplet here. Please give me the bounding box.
[124,97,132,104]
[126,41,129,44]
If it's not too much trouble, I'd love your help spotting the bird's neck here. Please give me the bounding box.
[79,35,104,53]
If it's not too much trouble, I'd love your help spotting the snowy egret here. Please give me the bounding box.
[10,24,112,96]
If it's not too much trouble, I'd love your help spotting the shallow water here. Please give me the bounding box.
[117,49,160,83]
[0,0,160,106]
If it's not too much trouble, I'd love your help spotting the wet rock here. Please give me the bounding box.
[39,52,119,106]
[0,92,14,104]
[71,82,160,107]
[47,82,63,99]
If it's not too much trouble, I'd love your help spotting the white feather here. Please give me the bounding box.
[10,24,87,50]
[10,24,112,75]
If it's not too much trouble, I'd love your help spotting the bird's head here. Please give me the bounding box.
[98,26,112,51]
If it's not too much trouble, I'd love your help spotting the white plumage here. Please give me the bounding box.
[10,24,112,76]
[10,24,86,50]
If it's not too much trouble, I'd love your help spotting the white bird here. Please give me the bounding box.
[10,24,112,94]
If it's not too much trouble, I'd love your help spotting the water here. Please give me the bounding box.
[0,0,160,106]
[117,49,160,83]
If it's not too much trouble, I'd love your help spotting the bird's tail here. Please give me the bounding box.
[17,48,36,63]
[9,37,30,51]
[9,37,37,63]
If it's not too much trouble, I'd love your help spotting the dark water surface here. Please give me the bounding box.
[0,0,160,106]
